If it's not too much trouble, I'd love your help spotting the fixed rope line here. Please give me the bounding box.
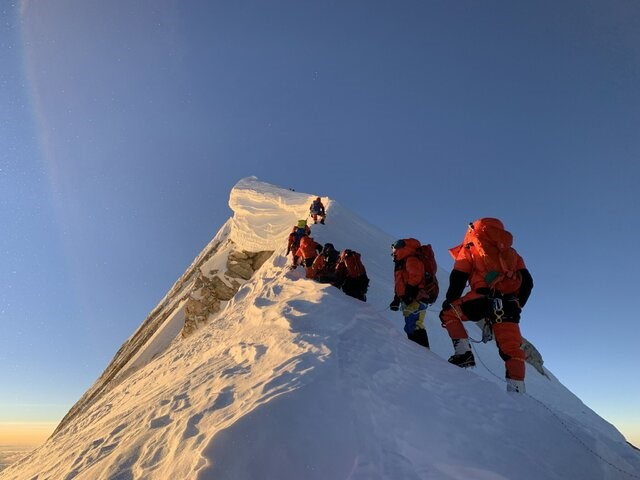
[526,394,640,479]
[468,331,640,478]
[372,296,639,476]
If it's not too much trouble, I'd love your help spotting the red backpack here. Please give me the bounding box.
[414,243,439,303]
[468,218,522,294]
[339,250,366,278]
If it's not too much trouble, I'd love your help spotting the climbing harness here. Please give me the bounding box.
[492,297,504,323]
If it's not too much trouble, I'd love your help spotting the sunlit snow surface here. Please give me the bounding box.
[3,177,638,479]
[0,447,33,473]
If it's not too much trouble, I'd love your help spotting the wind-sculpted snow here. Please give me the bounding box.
[228,176,323,252]
[4,178,639,479]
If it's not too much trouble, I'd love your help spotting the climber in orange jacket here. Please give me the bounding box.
[286,221,311,269]
[335,249,369,301]
[295,235,323,276]
[308,243,340,284]
[389,238,438,349]
[439,218,533,393]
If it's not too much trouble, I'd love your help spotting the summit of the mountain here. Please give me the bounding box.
[3,177,639,480]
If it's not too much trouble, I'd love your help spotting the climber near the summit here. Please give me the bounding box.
[439,218,533,394]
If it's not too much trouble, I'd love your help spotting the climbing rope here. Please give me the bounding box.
[373,298,640,476]
[526,392,640,479]
[468,342,640,478]
[363,287,639,476]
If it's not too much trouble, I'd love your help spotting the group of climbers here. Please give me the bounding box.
[284,199,533,394]
[286,198,369,302]
[388,218,533,394]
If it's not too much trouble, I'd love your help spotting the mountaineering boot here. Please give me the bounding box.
[320,219,325,224]
[448,350,475,368]
[448,338,475,367]
[506,379,526,394]
[408,328,430,349]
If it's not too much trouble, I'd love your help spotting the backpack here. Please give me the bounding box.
[413,244,439,303]
[293,227,307,245]
[468,219,522,294]
[322,243,339,268]
[339,250,366,278]
[289,224,310,251]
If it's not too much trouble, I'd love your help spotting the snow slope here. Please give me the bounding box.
[3,177,639,479]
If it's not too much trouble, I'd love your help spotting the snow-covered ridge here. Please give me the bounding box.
[228,176,328,251]
[52,222,233,436]
[5,177,639,480]
[52,177,322,437]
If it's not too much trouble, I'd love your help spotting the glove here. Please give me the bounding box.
[389,296,401,311]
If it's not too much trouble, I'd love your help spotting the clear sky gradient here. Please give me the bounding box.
[2,1,639,447]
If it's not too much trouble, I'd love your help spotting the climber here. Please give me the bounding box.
[438,218,533,393]
[309,197,326,225]
[389,238,439,349]
[335,249,369,301]
[308,242,341,284]
[294,235,323,276]
[286,220,311,269]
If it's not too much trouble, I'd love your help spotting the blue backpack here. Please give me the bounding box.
[293,227,307,244]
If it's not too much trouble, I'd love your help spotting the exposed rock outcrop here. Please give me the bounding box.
[54,232,273,437]
[182,249,273,337]
[522,338,545,376]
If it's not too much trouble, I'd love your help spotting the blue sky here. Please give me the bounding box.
[1,1,639,445]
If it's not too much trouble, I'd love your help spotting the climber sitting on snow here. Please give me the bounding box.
[294,235,323,276]
[308,242,341,284]
[335,249,369,302]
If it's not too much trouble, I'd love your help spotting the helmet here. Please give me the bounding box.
[391,239,406,251]
[392,239,406,250]
[391,239,405,258]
